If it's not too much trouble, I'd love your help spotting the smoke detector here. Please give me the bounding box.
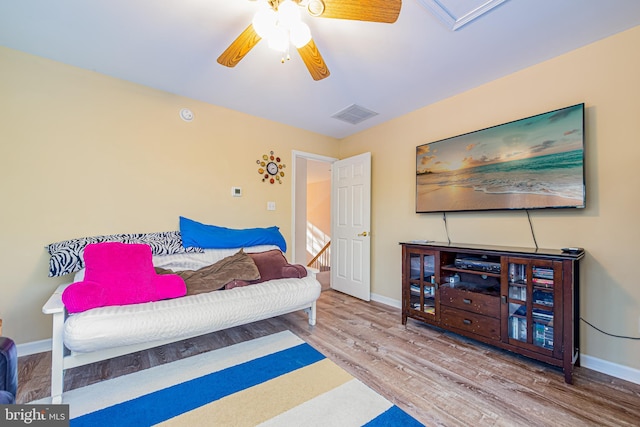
[180,108,194,122]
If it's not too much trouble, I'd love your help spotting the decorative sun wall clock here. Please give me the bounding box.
[257,150,286,184]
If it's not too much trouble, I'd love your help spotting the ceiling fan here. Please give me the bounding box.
[217,0,402,81]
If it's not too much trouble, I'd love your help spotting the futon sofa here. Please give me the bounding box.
[42,225,321,404]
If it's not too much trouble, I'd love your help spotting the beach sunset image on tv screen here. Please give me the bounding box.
[416,104,585,213]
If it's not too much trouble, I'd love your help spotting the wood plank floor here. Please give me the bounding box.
[17,290,640,426]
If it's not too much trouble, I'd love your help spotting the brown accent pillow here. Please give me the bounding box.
[155,249,260,296]
[282,264,308,278]
[247,250,307,284]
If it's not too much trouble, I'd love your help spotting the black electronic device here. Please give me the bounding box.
[454,256,501,273]
[561,247,584,254]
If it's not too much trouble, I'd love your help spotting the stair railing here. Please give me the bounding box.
[307,240,330,272]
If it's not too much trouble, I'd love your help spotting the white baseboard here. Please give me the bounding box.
[17,339,51,357]
[580,354,640,385]
[370,293,401,309]
[368,294,640,385]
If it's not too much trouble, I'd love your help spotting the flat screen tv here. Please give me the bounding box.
[416,103,585,213]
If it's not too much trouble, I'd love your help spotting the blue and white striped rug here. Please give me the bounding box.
[55,331,422,426]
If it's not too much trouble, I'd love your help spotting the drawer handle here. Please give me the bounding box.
[463,298,472,304]
[463,319,472,325]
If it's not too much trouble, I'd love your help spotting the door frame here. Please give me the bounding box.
[290,150,337,265]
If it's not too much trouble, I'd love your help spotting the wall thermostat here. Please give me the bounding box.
[231,187,242,197]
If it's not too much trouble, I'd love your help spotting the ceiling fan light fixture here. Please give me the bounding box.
[219,0,400,80]
[306,0,325,17]
[252,6,278,39]
[290,21,312,48]
[253,0,312,54]
[268,25,289,52]
[277,0,301,28]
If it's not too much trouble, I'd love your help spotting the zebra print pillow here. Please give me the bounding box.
[46,231,203,277]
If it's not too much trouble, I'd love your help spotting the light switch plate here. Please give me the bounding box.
[267,201,276,211]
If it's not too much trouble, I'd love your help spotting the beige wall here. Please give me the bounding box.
[340,26,640,372]
[2,25,639,376]
[0,47,339,343]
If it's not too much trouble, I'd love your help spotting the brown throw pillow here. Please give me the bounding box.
[247,250,307,284]
[155,249,260,296]
[282,264,308,279]
[247,250,288,283]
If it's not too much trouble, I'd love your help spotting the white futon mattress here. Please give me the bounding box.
[63,275,320,353]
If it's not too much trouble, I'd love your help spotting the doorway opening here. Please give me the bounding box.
[291,151,335,290]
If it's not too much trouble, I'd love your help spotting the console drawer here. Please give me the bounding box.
[440,287,500,318]
[440,307,500,340]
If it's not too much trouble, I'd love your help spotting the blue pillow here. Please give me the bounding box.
[179,217,287,252]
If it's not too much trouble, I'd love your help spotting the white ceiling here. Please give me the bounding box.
[1,0,639,139]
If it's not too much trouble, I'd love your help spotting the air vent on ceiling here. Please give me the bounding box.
[331,104,379,125]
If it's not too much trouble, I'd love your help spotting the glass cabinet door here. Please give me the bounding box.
[506,258,557,352]
[409,252,436,317]
[507,261,527,341]
[531,265,555,350]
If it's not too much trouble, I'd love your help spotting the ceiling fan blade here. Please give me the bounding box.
[217,24,262,68]
[309,0,401,23]
[297,38,330,81]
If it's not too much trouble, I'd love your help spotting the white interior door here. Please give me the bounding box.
[330,152,371,301]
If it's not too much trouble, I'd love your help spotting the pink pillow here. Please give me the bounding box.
[62,242,186,313]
